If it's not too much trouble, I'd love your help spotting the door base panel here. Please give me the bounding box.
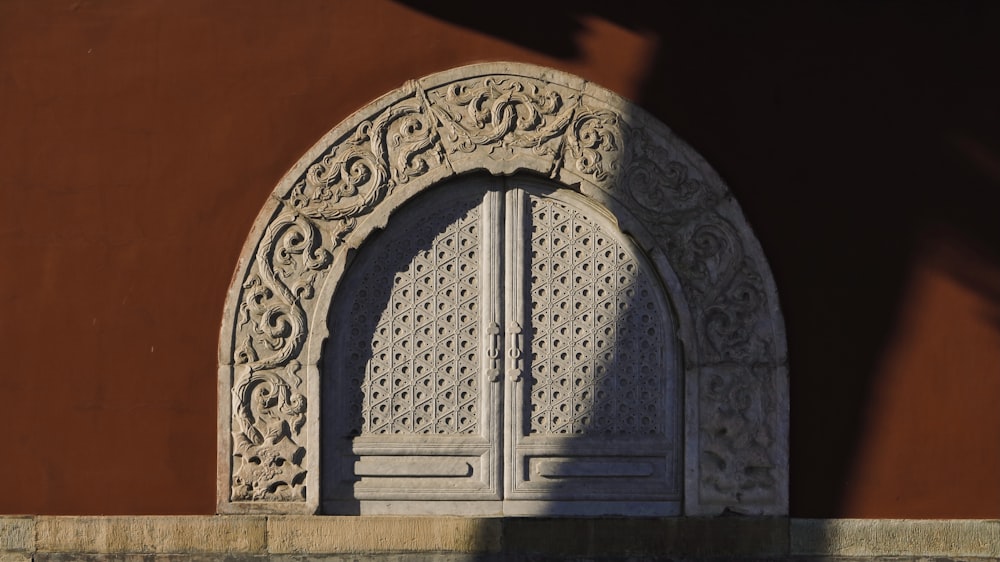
[323,499,681,517]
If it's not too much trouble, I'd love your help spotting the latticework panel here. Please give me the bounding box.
[527,195,668,436]
[343,200,482,435]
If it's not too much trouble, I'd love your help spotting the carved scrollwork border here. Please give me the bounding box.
[218,62,788,515]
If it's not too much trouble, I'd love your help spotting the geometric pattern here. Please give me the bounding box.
[342,188,670,439]
[344,199,481,435]
[527,195,667,436]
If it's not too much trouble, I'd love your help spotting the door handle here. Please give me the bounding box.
[508,322,523,382]
[487,323,501,382]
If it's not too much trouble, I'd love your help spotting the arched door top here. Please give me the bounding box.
[218,62,788,515]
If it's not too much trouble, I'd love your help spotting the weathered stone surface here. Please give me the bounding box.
[791,519,1000,558]
[8,516,1000,560]
[35,516,266,554]
[267,516,501,554]
[0,517,34,553]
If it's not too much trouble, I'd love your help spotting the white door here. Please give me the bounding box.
[323,175,681,515]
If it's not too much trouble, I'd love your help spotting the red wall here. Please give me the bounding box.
[1,0,998,516]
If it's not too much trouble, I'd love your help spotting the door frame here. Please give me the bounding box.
[218,62,788,516]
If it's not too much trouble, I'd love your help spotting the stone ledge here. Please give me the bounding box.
[0,517,33,553]
[34,516,266,554]
[267,516,502,554]
[2,516,999,559]
[792,518,1000,558]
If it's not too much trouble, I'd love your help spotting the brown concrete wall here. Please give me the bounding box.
[0,0,998,517]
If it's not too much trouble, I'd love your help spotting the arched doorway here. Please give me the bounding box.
[218,62,788,516]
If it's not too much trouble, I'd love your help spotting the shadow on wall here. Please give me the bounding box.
[399,0,1000,517]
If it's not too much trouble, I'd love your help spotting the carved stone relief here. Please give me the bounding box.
[526,194,671,438]
[342,190,485,437]
[218,62,788,515]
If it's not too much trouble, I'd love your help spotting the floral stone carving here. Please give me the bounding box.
[219,62,788,515]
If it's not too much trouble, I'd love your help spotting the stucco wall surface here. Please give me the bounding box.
[1,0,999,517]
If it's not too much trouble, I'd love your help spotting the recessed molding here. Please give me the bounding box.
[217,62,788,515]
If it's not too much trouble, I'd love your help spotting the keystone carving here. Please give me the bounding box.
[427,76,577,169]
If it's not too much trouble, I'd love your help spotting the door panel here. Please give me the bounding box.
[508,186,680,503]
[324,175,680,514]
[326,178,502,503]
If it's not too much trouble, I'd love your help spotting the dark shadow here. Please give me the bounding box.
[513,182,682,515]
[398,0,1000,517]
[636,2,1000,517]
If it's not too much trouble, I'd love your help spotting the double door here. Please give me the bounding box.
[323,175,680,515]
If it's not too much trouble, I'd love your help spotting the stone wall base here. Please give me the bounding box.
[2,516,998,561]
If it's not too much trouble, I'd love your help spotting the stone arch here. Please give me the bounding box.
[218,62,788,516]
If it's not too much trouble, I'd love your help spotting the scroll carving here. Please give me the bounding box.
[427,77,577,167]
[563,108,622,185]
[287,96,446,244]
[699,363,778,504]
[232,362,307,501]
[235,213,331,369]
[668,219,769,360]
[563,109,725,225]
[230,212,328,501]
